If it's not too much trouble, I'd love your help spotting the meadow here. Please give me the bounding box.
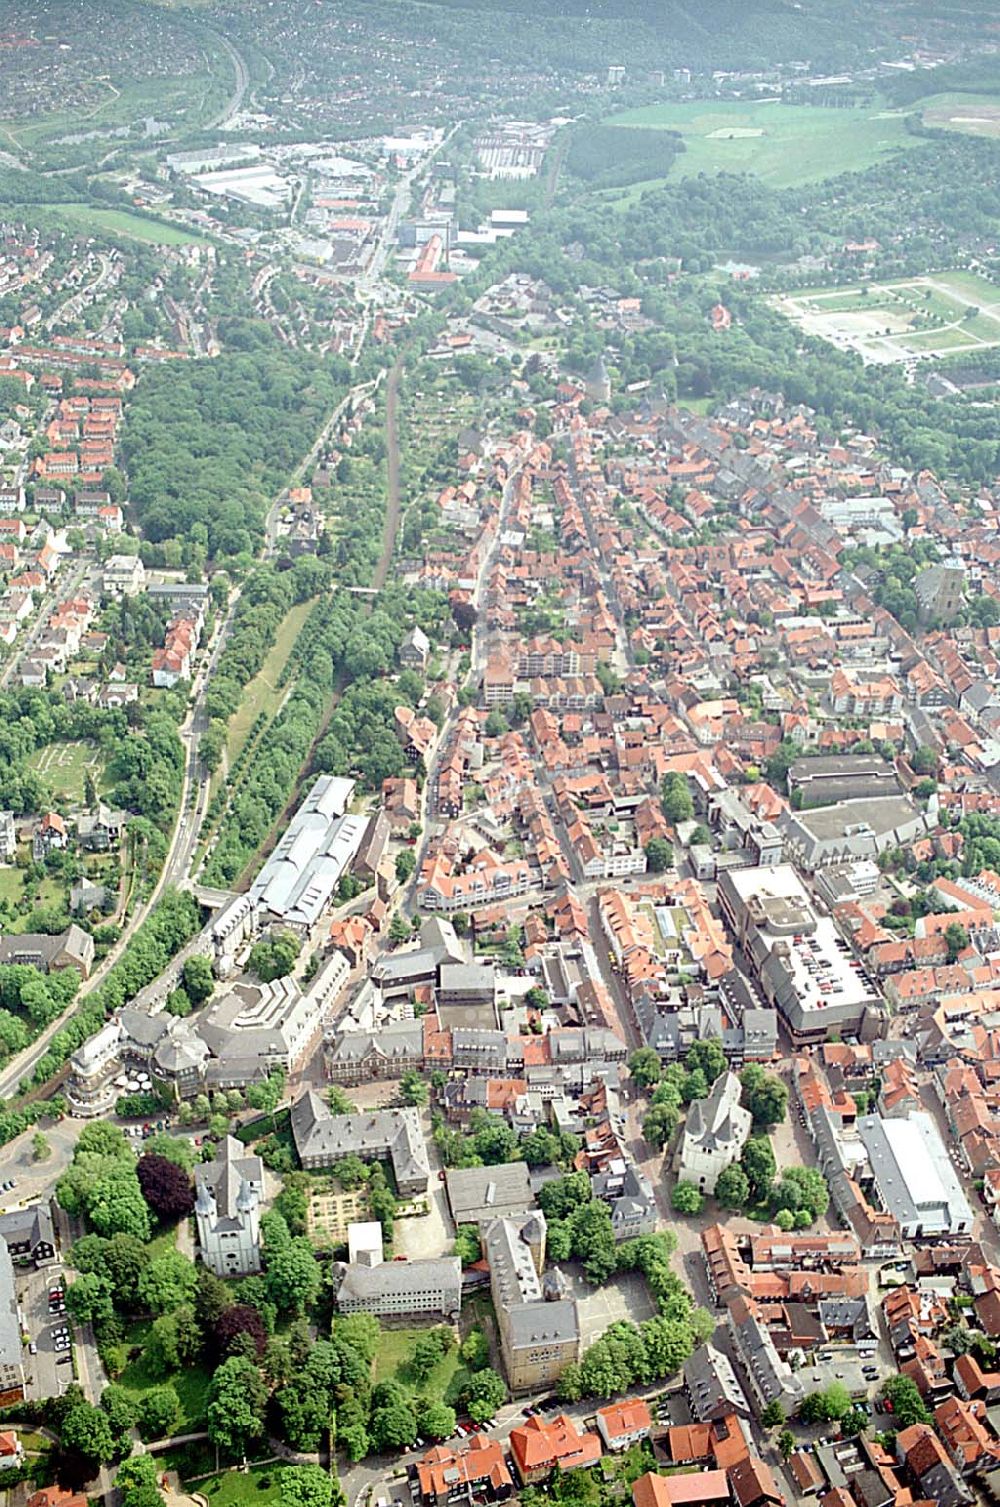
[43,205,210,246]
[605,98,924,188]
[920,91,1000,139]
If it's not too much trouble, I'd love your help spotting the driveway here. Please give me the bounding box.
[395,1110,452,1261]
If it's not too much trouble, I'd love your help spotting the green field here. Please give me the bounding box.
[606,99,923,187]
[196,1465,294,1507]
[28,739,109,802]
[40,204,210,246]
[374,1326,472,1407]
[774,268,1000,364]
[225,597,317,766]
[921,91,1000,139]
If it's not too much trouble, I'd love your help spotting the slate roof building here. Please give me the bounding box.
[484,1212,580,1394]
[290,1091,430,1195]
[0,1204,56,1267]
[446,1162,534,1228]
[334,1255,462,1319]
[195,1135,264,1278]
[673,1070,752,1195]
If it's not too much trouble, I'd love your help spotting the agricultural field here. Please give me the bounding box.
[605,99,923,188]
[28,739,107,803]
[773,269,1000,364]
[921,91,1000,139]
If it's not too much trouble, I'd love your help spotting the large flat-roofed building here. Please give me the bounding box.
[290,1091,429,1195]
[718,864,883,1046]
[857,1112,974,1240]
[782,796,929,873]
[249,775,364,933]
[787,755,899,809]
[446,1162,534,1228]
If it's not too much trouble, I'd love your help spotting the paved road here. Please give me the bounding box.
[203,29,250,131]
[375,360,403,592]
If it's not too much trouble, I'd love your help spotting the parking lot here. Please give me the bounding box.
[18,1264,75,1402]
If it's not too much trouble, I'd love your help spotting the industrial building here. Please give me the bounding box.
[857,1112,974,1241]
[249,775,365,933]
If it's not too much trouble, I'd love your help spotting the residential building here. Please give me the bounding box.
[0,813,15,862]
[683,1342,752,1421]
[415,1438,514,1507]
[596,1399,652,1451]
[399,625,430,669]
[0,926,94,978]
[102,555,146,597]
[508,1414,602,1484]
[194,1136,263,1278]
[0,1204,56,1267]
[632,1472,730,1507]
[726,1295,804,1417]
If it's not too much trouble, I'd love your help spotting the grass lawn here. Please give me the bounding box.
[921,91,1000,139]
[374,1326,471,1407]
[196,1465,294,1507]
[42,205,210,247]
[0,868,24,907]
[605,99,925,187]
[28,739,108,802]
[117,1319,212,1431]
[225,597,317,765]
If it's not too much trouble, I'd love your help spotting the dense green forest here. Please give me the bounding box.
[121,322,350,561]
[566,125,682,190]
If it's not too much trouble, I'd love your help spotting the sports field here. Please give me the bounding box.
[45,205,210,246]
[773,269,1000,365]
[28,739,107,802]
[921,92,1000,139]
[605,99,922,187]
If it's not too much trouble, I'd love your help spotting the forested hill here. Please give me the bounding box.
[376,0,934,70]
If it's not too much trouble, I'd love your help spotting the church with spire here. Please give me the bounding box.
[195,1135,264,1277]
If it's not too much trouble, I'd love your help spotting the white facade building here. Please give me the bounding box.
[674,1071,752,1195]
[195,1135,264,1277]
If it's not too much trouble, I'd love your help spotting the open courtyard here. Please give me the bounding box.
[773,268,1000,364]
